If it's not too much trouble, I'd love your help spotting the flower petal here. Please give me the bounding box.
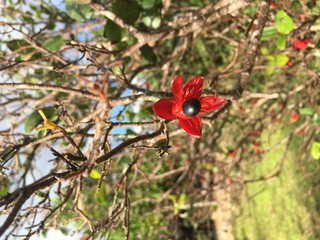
[200,96,226,113]
[183,76,204,100]
[153,98,177,120]
[172,75,184,99]
[178,115,202,138]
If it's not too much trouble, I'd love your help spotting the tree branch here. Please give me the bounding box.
[233,0,270,98]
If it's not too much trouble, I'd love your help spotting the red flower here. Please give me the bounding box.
[293,39,308,50]
[153,75,226,138]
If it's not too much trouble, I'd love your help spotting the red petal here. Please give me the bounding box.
[183,76,204,100]
[153,98,177,120]
[172,75,183,99]
[178,115,202,138]
[200,96,226,113]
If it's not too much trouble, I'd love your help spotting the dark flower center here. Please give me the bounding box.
[182,98,201,117]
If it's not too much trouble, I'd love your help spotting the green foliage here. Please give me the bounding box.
[89,169,101,179]
[263,10,294,51]
[311,142,320,160]
[6,39,41,60]
[169,193,187,215]
[65,0,92,22]
[195,39,210,68]
[7,39,29,51]
[266,54,289,74]
[43,36,64,52]
[104,20,123,43]
[141,0,159,9]
[142,15,161,29]
[299,107,314,115]
[95,183,108,205]
[261,26,278,41]
[276,34,286,51]
[140,44,157,62]
[112,0,140,24]
[275,10,294,35]
[0,178,10,197]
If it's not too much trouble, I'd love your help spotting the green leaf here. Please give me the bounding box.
[95,184,107,205]
[142,16,161,29]
[90,169,101,180]
[141,0,158,9]
[276,34,286,50]
[140,44,156,62]
[126,128,137,135]
[0,185,9,197]
[276,10,294,35]
[274,54,289,66]
[25,107,55,134]
[260,47,269,55]
[311,141,320,160]
[65,0,92,22]
[103,20,122,43]
[180,153,189,161]
[313,113,320,124]
[43,36,64,52]
[7,39,29,51]
[112,0,140,24]
[150,16,161,29]
[299,107,314,115]
[178,193,187,206]
[261,26,277,41]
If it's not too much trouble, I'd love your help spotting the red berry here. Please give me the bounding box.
[293,39,308,50]
[291,112,300,122]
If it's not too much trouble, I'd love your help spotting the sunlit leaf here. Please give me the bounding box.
[261,26,277,41]
[267,54,289,68]
[311,141,320,160]
[0,184,9,197]
[141,0,158,9]
[299,107,314,115]
[276,34,286,50]
[276,10,294,35]
[65,0,92,22]
[90,169,101,180]
[43,36,64,52]
[260,47,269,55]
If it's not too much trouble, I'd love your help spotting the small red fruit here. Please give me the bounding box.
[293,39,308,50]
[291,112,300,122]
